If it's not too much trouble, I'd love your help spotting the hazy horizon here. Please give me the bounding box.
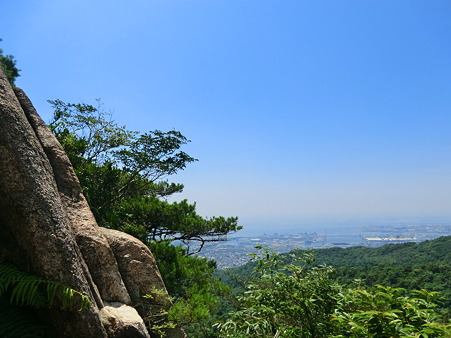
[230,214,451,237]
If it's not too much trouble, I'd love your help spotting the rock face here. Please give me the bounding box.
[101,229,170,312]
[0,67,183,337]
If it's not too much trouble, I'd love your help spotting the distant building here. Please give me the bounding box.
[363,236,416,247]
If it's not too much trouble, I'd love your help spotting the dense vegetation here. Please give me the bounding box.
[312,237,451,311]
[223,237,450,292]
[218,237,451,336]
[215,247,450,337]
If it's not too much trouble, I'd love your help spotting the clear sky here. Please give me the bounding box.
[2,1,451,233]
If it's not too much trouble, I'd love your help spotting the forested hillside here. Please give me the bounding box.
[211,237,451,337]
[314,235,451,266]
[221,236,451,312]
[214,238,451,337]
[220,236,451,280]
[313,236,451,304]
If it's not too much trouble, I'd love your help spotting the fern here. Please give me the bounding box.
[0,264,91,310]
[0,264,92,337]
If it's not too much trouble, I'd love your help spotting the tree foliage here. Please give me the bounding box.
[332,284,450,337]
[0,39,20,86]
[48,99,241,250]
[217,248,339,337]
[303,236,451,316]
[223,236,451,318]
[216,247,451,338]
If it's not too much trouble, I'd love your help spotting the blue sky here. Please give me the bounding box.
[2,1,451,233]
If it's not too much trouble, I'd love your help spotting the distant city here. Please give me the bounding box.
[195,223,451,269]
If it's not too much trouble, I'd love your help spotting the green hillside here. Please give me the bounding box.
[221,236,451,312]
[313,236,450,304]
[314,235,451,266]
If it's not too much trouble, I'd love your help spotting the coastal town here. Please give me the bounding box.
[197,223,451,268]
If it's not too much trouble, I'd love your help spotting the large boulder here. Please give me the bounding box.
[100,302,150,338]
[101,228,170,314]
[0,66,183,337]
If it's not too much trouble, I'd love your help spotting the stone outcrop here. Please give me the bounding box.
[13,86,131,306]
[0,66,183,337]
[101,229,171,313]
[100,302,150,338]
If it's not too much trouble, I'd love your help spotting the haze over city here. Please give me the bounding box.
[2,1,451,233]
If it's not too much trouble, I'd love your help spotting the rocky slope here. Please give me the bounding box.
[0,66,183,337]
